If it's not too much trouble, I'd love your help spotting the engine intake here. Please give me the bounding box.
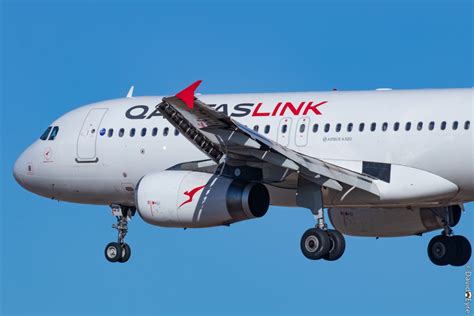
[136,170,269,228]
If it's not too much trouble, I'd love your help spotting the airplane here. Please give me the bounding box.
[13,81,473,266]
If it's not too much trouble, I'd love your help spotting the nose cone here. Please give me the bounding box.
[13,150,28,188]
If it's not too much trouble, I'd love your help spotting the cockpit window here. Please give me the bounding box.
[48,126,59,140]
[40,126,52,140]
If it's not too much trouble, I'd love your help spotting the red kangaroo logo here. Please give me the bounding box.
[179,185,206,208]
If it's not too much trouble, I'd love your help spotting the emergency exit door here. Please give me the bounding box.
[277,117,292,147]
[295,117,310,147]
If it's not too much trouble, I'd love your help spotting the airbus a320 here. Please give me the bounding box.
[14,81,472,266]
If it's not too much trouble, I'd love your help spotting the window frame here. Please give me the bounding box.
[40,126,52,141]
[370,122,376,132]
[347,123,353,132]
[48,126,59,140]
[324,123,330,133]
[393,122,400,131]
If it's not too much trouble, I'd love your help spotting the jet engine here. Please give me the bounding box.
[328,206,461,237]
[135,170,270,228]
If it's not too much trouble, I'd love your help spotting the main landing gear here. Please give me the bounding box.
[427,206,471,266]
[297,178,346,261]
[105,204,135,263]
[300,211,346,261]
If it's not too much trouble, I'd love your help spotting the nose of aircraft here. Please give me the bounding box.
[13,141,62,199]
[13,148,29,188]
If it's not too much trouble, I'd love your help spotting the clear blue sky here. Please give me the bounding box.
[1,0,472,315]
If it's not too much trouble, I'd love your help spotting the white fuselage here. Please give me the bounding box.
[13,88,474,209]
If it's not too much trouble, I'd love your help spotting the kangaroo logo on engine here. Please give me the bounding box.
[179,185,206,208]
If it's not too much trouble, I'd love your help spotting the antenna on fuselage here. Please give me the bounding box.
[126,85,134,98]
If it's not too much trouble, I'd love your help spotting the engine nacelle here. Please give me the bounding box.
[328,206,460,237]
[135,170,270,228]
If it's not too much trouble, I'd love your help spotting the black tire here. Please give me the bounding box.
[300,228,330,260]
[450,235,471,267]
[427,235,455,266]
[323,229,346,261]
[118,243,132,263]
[105,242,122,263]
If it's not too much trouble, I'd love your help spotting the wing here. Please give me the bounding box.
[157,81,380,196]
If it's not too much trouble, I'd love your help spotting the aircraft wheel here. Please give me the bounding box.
[105,242,123,263]
[450,235,471,267]
[118,243,132,263]
[300,228,330,260]
[427,235,455,266]
[323,229,346,261]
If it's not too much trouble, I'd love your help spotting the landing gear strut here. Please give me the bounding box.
[427,206,471,266]
[297,178,346,261]
[105,204,135,263]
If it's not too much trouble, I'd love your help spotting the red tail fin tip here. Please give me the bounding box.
[175,80,202,109]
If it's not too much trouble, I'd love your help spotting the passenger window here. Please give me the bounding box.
[393,122,400,131]
[335,123,341,132]
[359,123,365,132]
[429,122,435,131]
[417,122,423,131]
[163,127,169,136]
[382,122,388,131]
[40,126,52,140]
[119,128,125,137]
[347,123,353,132]
[281,124,288,133]
[130,128,136,137]
[405,122,411,131]
[313,124,319,133]
[299,124,306,133]
[370,123,376,132]
[253,125,259,132]
[465,121,470,130]
[48,126,59,140]
[174,129,179,136]
[107,128,113,137]
[141,128,147,137]
[324,123,330,133]
[152,127,158,136]
[440,121,447,130]
[264,125,270,134]
[453,121,458,130]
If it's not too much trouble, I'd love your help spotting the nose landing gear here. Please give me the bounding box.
[105,204,135,263]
